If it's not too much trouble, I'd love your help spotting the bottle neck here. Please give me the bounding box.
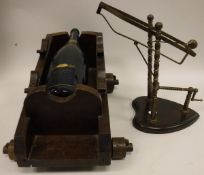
[68,28,80,45]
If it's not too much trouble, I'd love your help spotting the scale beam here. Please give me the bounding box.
[97,1,197,57]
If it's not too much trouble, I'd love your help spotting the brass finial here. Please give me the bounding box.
[187,39,198,49]
[147,14,154,21]
[155,22,163,30]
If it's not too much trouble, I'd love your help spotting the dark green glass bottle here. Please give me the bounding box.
[47,29,86,97]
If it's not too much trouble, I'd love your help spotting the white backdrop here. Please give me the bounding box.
[0,0,204,175]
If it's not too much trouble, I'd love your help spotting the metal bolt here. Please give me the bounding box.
[112,137,133,160]
[3,140,16,161]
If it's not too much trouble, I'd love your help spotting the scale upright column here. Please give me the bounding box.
[150,22,163,121]
[147,14,154,100]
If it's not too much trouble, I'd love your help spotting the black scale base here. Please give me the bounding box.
[132,96,199,134]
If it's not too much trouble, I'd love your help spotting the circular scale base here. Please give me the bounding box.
[132,96,199,134]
